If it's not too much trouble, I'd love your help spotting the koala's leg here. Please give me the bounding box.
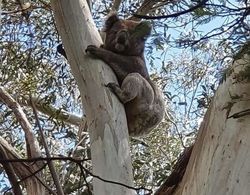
[107,73,145,104]
[106,82,137,104]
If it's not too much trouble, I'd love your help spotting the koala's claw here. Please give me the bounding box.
[105,82,119,91]
[85,45,98,54]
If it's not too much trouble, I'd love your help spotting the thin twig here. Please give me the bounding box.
[30,97,65,195]
[78,163,92,194]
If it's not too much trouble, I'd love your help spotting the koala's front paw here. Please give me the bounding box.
[85,45,98,55]
[105,82,120,92]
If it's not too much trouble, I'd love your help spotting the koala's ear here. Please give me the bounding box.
[133,21,152,39]
[105,12,119,31]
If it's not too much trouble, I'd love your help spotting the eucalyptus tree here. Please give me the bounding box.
[0,0,249,194]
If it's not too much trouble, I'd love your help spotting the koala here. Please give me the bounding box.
[86,13,164,137]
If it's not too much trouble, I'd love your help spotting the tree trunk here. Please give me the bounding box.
[51,1,135,194]
[171,52,250,194]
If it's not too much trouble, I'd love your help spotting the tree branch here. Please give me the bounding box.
[129,0,164,21]
[133,0,209,20]
[30,98,65,195]
[0,144,23,195]
[17,96,85,126]
[111,0,122,11]
[0,137,48,194]
[0,87,41,158]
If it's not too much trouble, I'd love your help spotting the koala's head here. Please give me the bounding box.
[103,13,151,56]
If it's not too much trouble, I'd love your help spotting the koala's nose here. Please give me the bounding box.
[117,30,128,44]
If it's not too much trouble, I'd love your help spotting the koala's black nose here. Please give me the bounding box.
[117,30,128,44]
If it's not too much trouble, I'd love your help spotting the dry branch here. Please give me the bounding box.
[0,87,40,158]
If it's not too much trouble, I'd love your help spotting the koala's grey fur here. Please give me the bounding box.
[86,13,164,136]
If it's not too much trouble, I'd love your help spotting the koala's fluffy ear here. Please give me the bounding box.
[132,21,152,39]
[105,12,119,31]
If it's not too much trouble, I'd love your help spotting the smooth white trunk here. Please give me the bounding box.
[51,1,135,194]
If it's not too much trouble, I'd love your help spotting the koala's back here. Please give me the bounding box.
[123,73,165,136]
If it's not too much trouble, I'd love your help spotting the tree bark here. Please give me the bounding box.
[51,1,135,194]
[168,52,250,195]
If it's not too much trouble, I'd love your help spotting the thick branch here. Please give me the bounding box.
[0,137,47,194]
[0,136,28,175]
[0,144,23,195]
[0,87,40,158]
